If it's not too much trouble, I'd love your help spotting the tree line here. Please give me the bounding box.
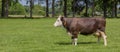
[0,0,120,18]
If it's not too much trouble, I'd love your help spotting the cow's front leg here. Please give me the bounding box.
[73,38,78,46]
[71,34,78,46]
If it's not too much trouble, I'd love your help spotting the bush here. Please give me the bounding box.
[32,5,45,15]
[9,3,26,15]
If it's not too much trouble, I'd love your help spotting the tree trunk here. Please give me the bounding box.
[30,0,33,18]
[72,0,75,17]
[63,0,67,17]
[1,0,5,17]
[112,7,115,17]
[72,11,75,17]
[52,0,55,17]
[103,0,107,17]
[85,0,88,17]
[92,0,95,17]
[1,0,9,17]
[112,1,115,17]
[115,0,117,17]
[46,0,49,17]
[112,0,117,17]
[5,0,9,17]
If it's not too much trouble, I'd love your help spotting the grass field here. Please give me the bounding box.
[0,18,120,52]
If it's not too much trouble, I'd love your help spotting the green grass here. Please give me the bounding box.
[0,18,120,52]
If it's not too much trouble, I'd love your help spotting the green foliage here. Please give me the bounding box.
[0,0,1,9]
[80,8,91,17]
[67,0,73,14]
[95,0,103,12]
[33,5,45,15]
[0,18,120,52]
[9,2,26,15]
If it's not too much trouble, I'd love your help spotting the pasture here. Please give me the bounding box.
[0,18,120,52]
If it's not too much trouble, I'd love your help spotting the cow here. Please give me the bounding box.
[54,15,107,46]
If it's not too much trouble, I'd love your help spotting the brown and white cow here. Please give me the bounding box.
[54,15,107,46]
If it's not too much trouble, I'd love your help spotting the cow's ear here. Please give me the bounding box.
[60,16,64,21]
[60,16,66,26]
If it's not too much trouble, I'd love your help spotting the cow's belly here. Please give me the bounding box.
[79,24,98,35]
[80,28,97,35]
[80,31,94,35]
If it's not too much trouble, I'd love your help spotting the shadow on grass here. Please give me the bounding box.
[55,41,97,45]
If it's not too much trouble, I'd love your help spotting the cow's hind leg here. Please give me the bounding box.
[98,36,101,43]
[100,31,107,46]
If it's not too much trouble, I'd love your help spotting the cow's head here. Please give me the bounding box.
[54,15,64,27]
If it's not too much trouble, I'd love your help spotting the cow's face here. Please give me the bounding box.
[54,15,63,27]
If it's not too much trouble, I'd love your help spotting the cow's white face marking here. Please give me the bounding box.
[54,16,63,27]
